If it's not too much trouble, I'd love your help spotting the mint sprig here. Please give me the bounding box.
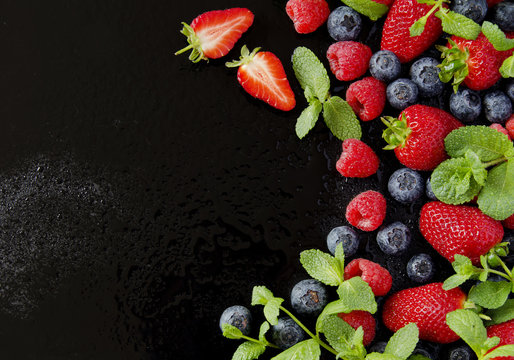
[340,0,389,21]
[481,21,514,52]
[485,299,514,326]
[500,54,514,78]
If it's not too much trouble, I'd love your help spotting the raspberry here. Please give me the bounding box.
[344,258,392,296]
[490,123,511,140]
[327,41,372,81]
[346,77,386,121]
[503,213,514,230]
[336,139,379,178]
[506,115,514,139]
[337,311,376,346]
[345,190,387,231]
[286,0,330,34]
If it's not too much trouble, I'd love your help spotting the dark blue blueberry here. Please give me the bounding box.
[493,2,514,32]
[376,222,411,255]
[327,6,362,41]
[483,90,513,124]
[413,347,435,360]
[369,50,401,83]
[271,317,305,349]
[451,0,487,23]
[326,225,359,257]
[448,345,476,360]
[386,78,419,110]
[426,177,438,201]
[506,81,514,103]
[409,57,444,97]
[449,88,482,123]
[219,305,252,335]
[290,279,327,316]
[388,168,424,204]
[407,253,435,283]
[368,341,387,354]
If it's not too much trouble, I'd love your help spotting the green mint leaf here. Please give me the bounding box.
[351,326,366,354]
[384,323,419,360]
[485,299,514,325]
[252,286,276,306]
[334,243,345,272]
[477,159,514,220]
[482,21,514,51]
[340,0,389,21]
[408,355,431,360]
[483,345,514,360]
[222,323,244,339]
[300,249,344,286]
[410,17,427,37]
[465,150,488,186]
[323,96,361,141]
[291,47,330,103]
[259,321,271,345]
[336,277,378,314]
[264,298,283,326]
[318,314,355,353]
[443,255,482,290]
[483,336,501,351]
[468,281,511,309]
[366,353,403,360]
[500,54,514,78]
[232,341,266,360]
[296,100,322,139]
[445,126,514,162]
[271,339,321,360]
[443,274,470,290]
[436,10,481,40]
[446,309,488,355]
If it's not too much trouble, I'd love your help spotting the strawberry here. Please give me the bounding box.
[490,123,512,140]
[382,283,467,344]
[226,46,296,111]
[381,0,443,63]
[373,0,394,6]
[486,319,514,360]
[502,213,514,230]
[419,202,504,265]
[286,0,330,34]
[327,41,372,82]
[336,139,380,178]
[175,8,254,63]
[382,105,463,171]
[346,77,387,122]
[344,258,392,296]
[337,311,376,346]
[345,191,387,232]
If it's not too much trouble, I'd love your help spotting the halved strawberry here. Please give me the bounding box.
[226,46,296,111]
[175,8,254,63]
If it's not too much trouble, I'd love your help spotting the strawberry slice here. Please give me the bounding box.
[226,46,296,111]
[175,8,254,63]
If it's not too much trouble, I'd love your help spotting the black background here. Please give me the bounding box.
[0,0,468,359]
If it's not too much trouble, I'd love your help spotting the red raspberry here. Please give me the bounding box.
[506,115,514,139]
[336,139,379,178]
[344,258,392,296]
[346,77,386,121]
[286,0,330,34]
[490,124,511,140]
[345,191,386,231]
[503,213,514,230]
[337,311,376,346]
[327,41,372,81]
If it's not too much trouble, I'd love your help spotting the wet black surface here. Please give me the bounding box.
[1,0,499,359]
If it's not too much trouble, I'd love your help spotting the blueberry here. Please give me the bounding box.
[376,222,411,255]
[409,57,444,97]
[290,279,327,316]
[388,168,424,204]
[504,232,514,265]
[448,345,476,360]
[387,78,419,110]
[426,177,438,201]
[449,88,482,123]
[271,317,305,349]
[407,253,435,283]
[506,81,514,103]
[369,50,401,83]
[493,2,514,32]
[368,341,387,353]
[326,226,359,257]
[483,90,513,124]
[451,0,487,23]
[413,347,435,360]
[219,305,252,335]
[327,6,362,41]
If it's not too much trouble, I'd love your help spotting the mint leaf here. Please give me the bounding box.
[336,277,377,314]
[443,274,470,290]
[468,281,511,309]
[500,54,514,78]
[465,150,487,186]
[252,286,276,306]
[340,0,389,21]
[482,21,514,51]
[233,341,266,360]
[223,323,244,339]
[436,10,481,40]
[323,96,361,141]
[477,159,514,220]
[264,298,283,326]
[446,309,487,355]
[318,314,355,353]
[271,339,321,360]
[334,243,345,272]
[292,47,330,103]
[296,100,322,139]
[259,322,271,345]
[443,255,482,290]
[484,336,501,351]
[410,17,427,37]
[483,345,514,360]
[485,299,514,325]
[300,249,344,286]
[408,356,431,360]
[366,353,403,360]
[384,323,419,360]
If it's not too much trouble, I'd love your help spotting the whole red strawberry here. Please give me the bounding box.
[327,41,372,81]
[486,319,514,360]
[337,311,376,346]
[336,139,380,178]
[419,202,504,265]
[286,0,330,34]
[344,258,392,296]
[346,77,386,121]
[345,191,387,231]
[382,105,463,171]
[382,283,466,343]
[381,0,443,63]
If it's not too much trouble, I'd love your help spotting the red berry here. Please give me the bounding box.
[344,258,392,296]
[346,77,386,121]
[487,0,504,7]
[486,319,514,360]
[286,0,330,34]
[372,0,394,6]
[382,283,466,343]
[336,139,379,178]
[419,202,504,265]
[490,123,511,140]
[503,213,514,230]
[327,42,372,81]
[506,115,514,139]
[337,311,376,346]
[346,191,386,232]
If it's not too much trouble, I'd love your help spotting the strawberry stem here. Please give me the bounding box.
[225,45,261,68]
[175,22,207,63]
[174,43,194,55]
[381,114,412,150]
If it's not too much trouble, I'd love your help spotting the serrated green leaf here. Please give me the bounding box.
[483,345,514,360]
[443,274,470,290]
[384,323,419,360]
[223,323,244,339]
[366,353,403,360]
[446,310,488,355]
[410,17,427,37]
[335,243,345,272]
[252,286,275,306]
[485,299,514,325]
[292,47,330,103]
[483,336,501,351]
[352,326,366,352]
[259,322,270,344]
[271,339,321,360]
[436,10,481,40]
[323,96,361,141]
[296,100,322,139]
[477,159,514,220]
[482,21,514,51]
[465,150,487,186]
[300,249,344,286]
[336,277,377,314]
[500,54,514,78]
[232,341,266,360]
[264,297,283,326]
[340,0,389,20]
[318,314,355,353]
[468,281,511,309]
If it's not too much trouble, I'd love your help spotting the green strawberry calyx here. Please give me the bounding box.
[436,39,470,93]
[381,114,412,150]
[225,45,261,68]
[174,22,207,63]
